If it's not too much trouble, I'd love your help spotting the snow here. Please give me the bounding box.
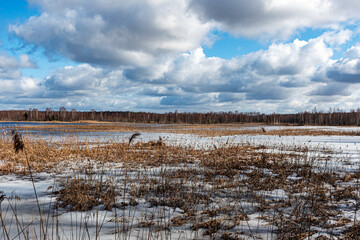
[1,124,360,239]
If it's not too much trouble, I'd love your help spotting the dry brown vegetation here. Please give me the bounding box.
[0,129,359,239]
[7,122,360,137]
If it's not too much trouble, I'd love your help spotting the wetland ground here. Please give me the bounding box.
[0,122,359,239]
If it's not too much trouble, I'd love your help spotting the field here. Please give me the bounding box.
[0,122,360,239]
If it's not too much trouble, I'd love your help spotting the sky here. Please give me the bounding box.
[1,0,360,113]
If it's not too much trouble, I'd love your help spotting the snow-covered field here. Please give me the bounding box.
[1,123,360,239]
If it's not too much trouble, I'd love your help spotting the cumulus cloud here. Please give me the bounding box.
[112,34,344,110]
[307,42,360,102]
[189,0,360,39]
[44,64,108,91]
[140,35,333,99]
[0,52,22,79]
[12,0,356,69]
[140,86,184,96]
[20,0,360,42]
[5,31,356,112]
[39,64,141,103]
[346,45,360,59]
[0,84,42,113]
[245,38,332,76]
[309,83,351,96]
[313,47,360,84]
[19,54,37,68]
[6,0,360,112]
[0,52,36,80]
[10,0,210,67]
[160,94,213,106]
[24,63,162,110]
[0,51,39,104]
[327,68,360,83]
[216,93,245,103]
[150,32,360,110]
[321,29,353,46]
[67,35,329,110]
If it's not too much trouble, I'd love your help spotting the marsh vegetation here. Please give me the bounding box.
[0,123,359,239]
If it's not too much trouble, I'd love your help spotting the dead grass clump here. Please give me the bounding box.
[54,176,116,211]
[149,191,210,212]
[314,236,331,240]
[221,231,246,240]
[312,171,337,186]
[343,173,355,182]
[135,137,166,148]
[274,192,338,238]
[233,213,250,223]
[332,186,358,201]
[0,136,84,173]
[171,212,197,226]
[191,219,222,236]
[274,209,316,239]
[343,223,360,239]
[201,207,234,218]
[131,184,151,198]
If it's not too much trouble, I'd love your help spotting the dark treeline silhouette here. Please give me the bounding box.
[1,107,360,126]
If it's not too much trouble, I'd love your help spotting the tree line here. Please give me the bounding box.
[1,107,360,126]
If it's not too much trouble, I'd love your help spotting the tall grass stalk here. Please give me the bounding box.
[11,130,46,239]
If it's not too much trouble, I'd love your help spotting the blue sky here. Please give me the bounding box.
[0,0,75,79]
[1,0,360,113]
[203,31,269,59]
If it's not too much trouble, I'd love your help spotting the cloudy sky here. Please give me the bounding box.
[1,0,360,113]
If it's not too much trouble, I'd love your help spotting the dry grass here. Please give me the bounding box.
[7,122,360,137]
[54,175,117,211]
[0,130,359,239]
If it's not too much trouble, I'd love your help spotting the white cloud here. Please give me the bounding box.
[138,33,360,110]
[44,64,108,91]
[245,38,333,76]
[2,33,354,113]
[156,35,333,94]
[97,36,334,110]
[346,45,360,59]
[11,0,210,67]
[321,29,353,46]
[6,0,360,112]
[0,52,36,79]
[19,54,37,68]
[0,52,22,79]
[189,0,360,39]
[0,52,40,105]
[323,59,360,83]
[20,77,38,90]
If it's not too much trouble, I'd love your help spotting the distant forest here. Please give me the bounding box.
[1,107,360,126]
